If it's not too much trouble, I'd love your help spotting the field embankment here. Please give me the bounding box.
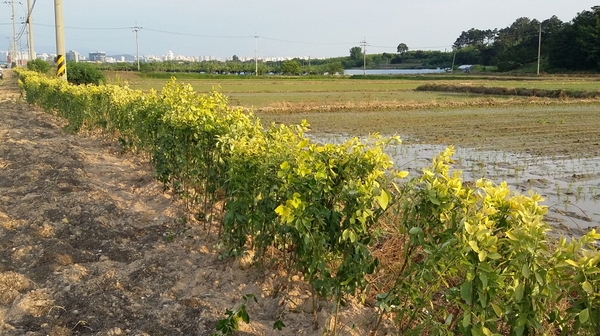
[416,83,600,99]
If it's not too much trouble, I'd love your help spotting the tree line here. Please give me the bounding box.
[97,58,345,76]
[451,6,600,72]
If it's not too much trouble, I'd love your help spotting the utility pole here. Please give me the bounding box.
[54,0,66,79]
[537,22,542,75]
[26,0,34,62]
[133,23,142,71]
[360,37,368,75]
[4,0,19,67]
[254,34,258,76]
[451,49,457,73]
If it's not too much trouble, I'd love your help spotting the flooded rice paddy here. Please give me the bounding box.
[314,134,600,236]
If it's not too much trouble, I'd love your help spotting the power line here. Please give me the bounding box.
[260,36,356,46]
[29,22,358,46]
[144,27,252,39]
[33,23,130,30]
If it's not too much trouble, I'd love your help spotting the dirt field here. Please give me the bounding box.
[257,103,600,159]
[0,75,385,335]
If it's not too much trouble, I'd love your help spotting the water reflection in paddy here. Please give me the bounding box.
[311,133,600,234]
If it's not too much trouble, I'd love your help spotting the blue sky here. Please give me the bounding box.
[1,0,598,59]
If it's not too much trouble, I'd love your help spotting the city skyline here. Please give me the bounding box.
[0,48,319,65]
[1,1,599,61]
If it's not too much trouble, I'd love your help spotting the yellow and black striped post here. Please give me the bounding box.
[56,54,66,79]
[54,0,66,80]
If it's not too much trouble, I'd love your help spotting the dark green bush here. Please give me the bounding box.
[27,59,51,74]
[66,61,106,85]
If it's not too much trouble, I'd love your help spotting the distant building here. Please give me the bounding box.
[67,50,82,62]
[165,50,174,61]
[458,65,473,73]
[89,51,106,62]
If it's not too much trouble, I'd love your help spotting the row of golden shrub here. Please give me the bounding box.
[16,69,600,335]
[416,83,600,99]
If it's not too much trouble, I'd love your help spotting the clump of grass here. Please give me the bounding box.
[416,84,600,99]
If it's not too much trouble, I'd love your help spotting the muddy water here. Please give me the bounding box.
[311,134,600,234]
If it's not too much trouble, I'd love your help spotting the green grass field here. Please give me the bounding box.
[105,72,600,112]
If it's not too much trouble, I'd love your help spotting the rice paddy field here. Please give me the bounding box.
[107,71,600,234]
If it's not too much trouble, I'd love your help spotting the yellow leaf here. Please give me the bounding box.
[505,231,518,241]
[565,259,579,268]
[396,171,409,179]
[275,205,290,217]
[468,240,479,253]
[376,190,390,210]
[478,250,488,262]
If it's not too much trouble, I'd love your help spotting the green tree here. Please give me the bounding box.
[396,43,408,54]
[349,46,363,67]
[549,6,600,71]
[66,61,106,85]
[493,17,542,71]
[27,59,51,74]
[325,61,343,75]
[280,60,301,75]
[396,43,409,63]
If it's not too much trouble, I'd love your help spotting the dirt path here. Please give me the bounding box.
[0,77,384,335]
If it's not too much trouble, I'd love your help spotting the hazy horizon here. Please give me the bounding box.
[1,1,598,59]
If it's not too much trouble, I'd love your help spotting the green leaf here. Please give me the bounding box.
[514,283,524,302]
[491,303,503,317]
[409,227,423,236]
[582,281,593,294]
[579,308,589,323]
[514,325,524,336]
[534,271,544,286]
[273,319,286,330]
[462,311,471,328]
[429,191,441,205]
[471,326,484,336]
[521,264,530,278]
[480,273,488,289]
[444,313,454,326]
[479,291,487,307]
[461,281,473,305]
[239,306,250,324]
[487,252,501,260]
